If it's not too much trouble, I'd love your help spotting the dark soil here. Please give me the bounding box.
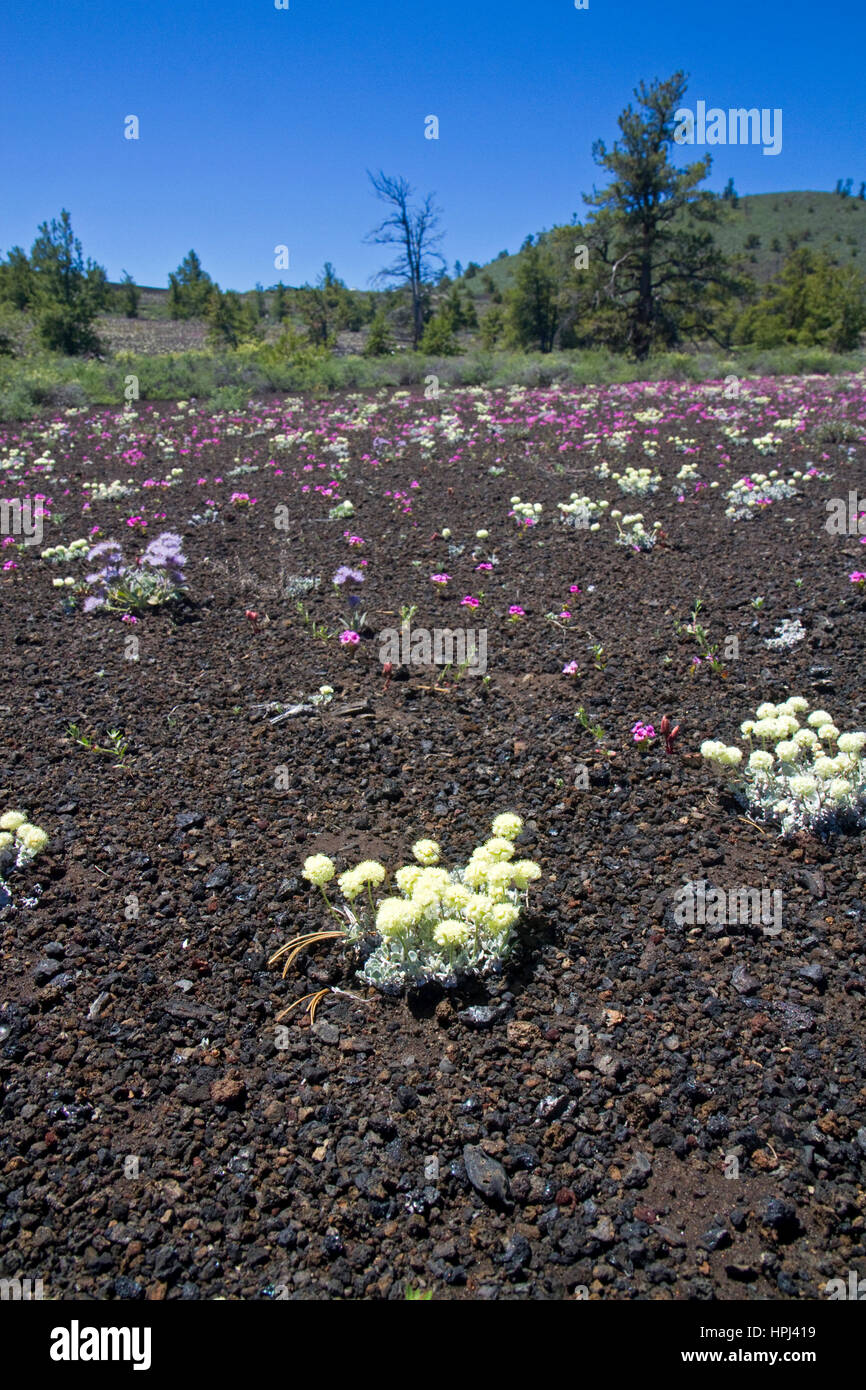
[1,376,865,1301]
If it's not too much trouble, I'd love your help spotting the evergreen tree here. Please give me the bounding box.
[507,243,559,352]
[584,72,735,358]
[168,250,213,319]
[363,310,393,356]
[0,247,35,310]
[29,209,107,354]
[119,271,140,318]
[737,248,865,351]
[205,287,259,347]
[273,281,288,322]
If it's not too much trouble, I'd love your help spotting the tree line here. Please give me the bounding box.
[2,73,864,361]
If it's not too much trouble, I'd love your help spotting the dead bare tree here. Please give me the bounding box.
[364,171,446,348]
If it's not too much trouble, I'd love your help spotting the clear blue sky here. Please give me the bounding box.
[0,0,862,291]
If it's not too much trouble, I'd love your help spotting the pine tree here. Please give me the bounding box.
[584,73,735,358]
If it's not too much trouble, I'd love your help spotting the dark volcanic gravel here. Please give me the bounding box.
[1,377,865,1300]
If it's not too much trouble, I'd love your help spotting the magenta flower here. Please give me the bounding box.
[430,573,451,585]
[121,613,138,624]
[339,629,360,646]
[460,595,480,608]
[508,605,525,619]
[632,721,655,742]
[569,584,581,594]
[850,571,866,589]
[2,559,17,571]
[475,562,493,572]
[562,661,579,676]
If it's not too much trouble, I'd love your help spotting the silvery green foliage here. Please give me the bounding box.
[351,888,522,991]
[282,575,319,599]
[702,703,866,837]
[328,499,354,520]
[764,618,806,650]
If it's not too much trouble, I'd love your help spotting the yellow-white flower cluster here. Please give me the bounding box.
[724,470,803,519]
[701,699,866,835]
[0,809,50,870]
[612,512,663,551]
[609,465,662,496]
[557,494,608,530]
[83,479,135,501]
[509,497,542,524]
[300,814,542,990]
[42,539,89,563]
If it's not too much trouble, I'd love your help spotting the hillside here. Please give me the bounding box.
[459,191,866,293]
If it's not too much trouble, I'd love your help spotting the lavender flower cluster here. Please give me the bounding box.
[84,532,186,614]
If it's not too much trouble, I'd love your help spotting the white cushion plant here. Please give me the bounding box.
[0,810,50,909]
[271,814,542,994]
[701,698,866,835]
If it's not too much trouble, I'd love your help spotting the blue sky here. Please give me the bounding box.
[0,0,862,291]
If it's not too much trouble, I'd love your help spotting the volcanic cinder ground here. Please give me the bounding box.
[1,373,865,1300]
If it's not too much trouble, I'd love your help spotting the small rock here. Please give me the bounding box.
[33,959,61,986]
[210,1078,246,1108]
[731,963,759,995]
[463,1144,511,1205]
[588,1215,615,1244]
[761,1198,799,1240]
[500,1233,532,1277]
[623,1152,653,1188]
[312,1021,340,1046]
[794,868,825,899]
[536,1094,569,1122]
[699,1225,732,1252]
[457,1004,505,1029]
[798,962,825,987]
[175,811,204,830]
[204,863,232,890]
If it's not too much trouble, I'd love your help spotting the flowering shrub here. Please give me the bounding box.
[281,814,542,992]
[0,809,49,869]
[41,539,89,563]
[701,698,866,835]
[328,499,354,520]
[82,479,134,502]
[0,809,50,908]
[83,532,186,614]
[508,496,542,526]
[611,511,662,550]
[558,494,608,529]
[609,465,662,496]
[723,469,818,519]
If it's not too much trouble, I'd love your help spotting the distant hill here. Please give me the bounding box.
[458,191,866,294]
